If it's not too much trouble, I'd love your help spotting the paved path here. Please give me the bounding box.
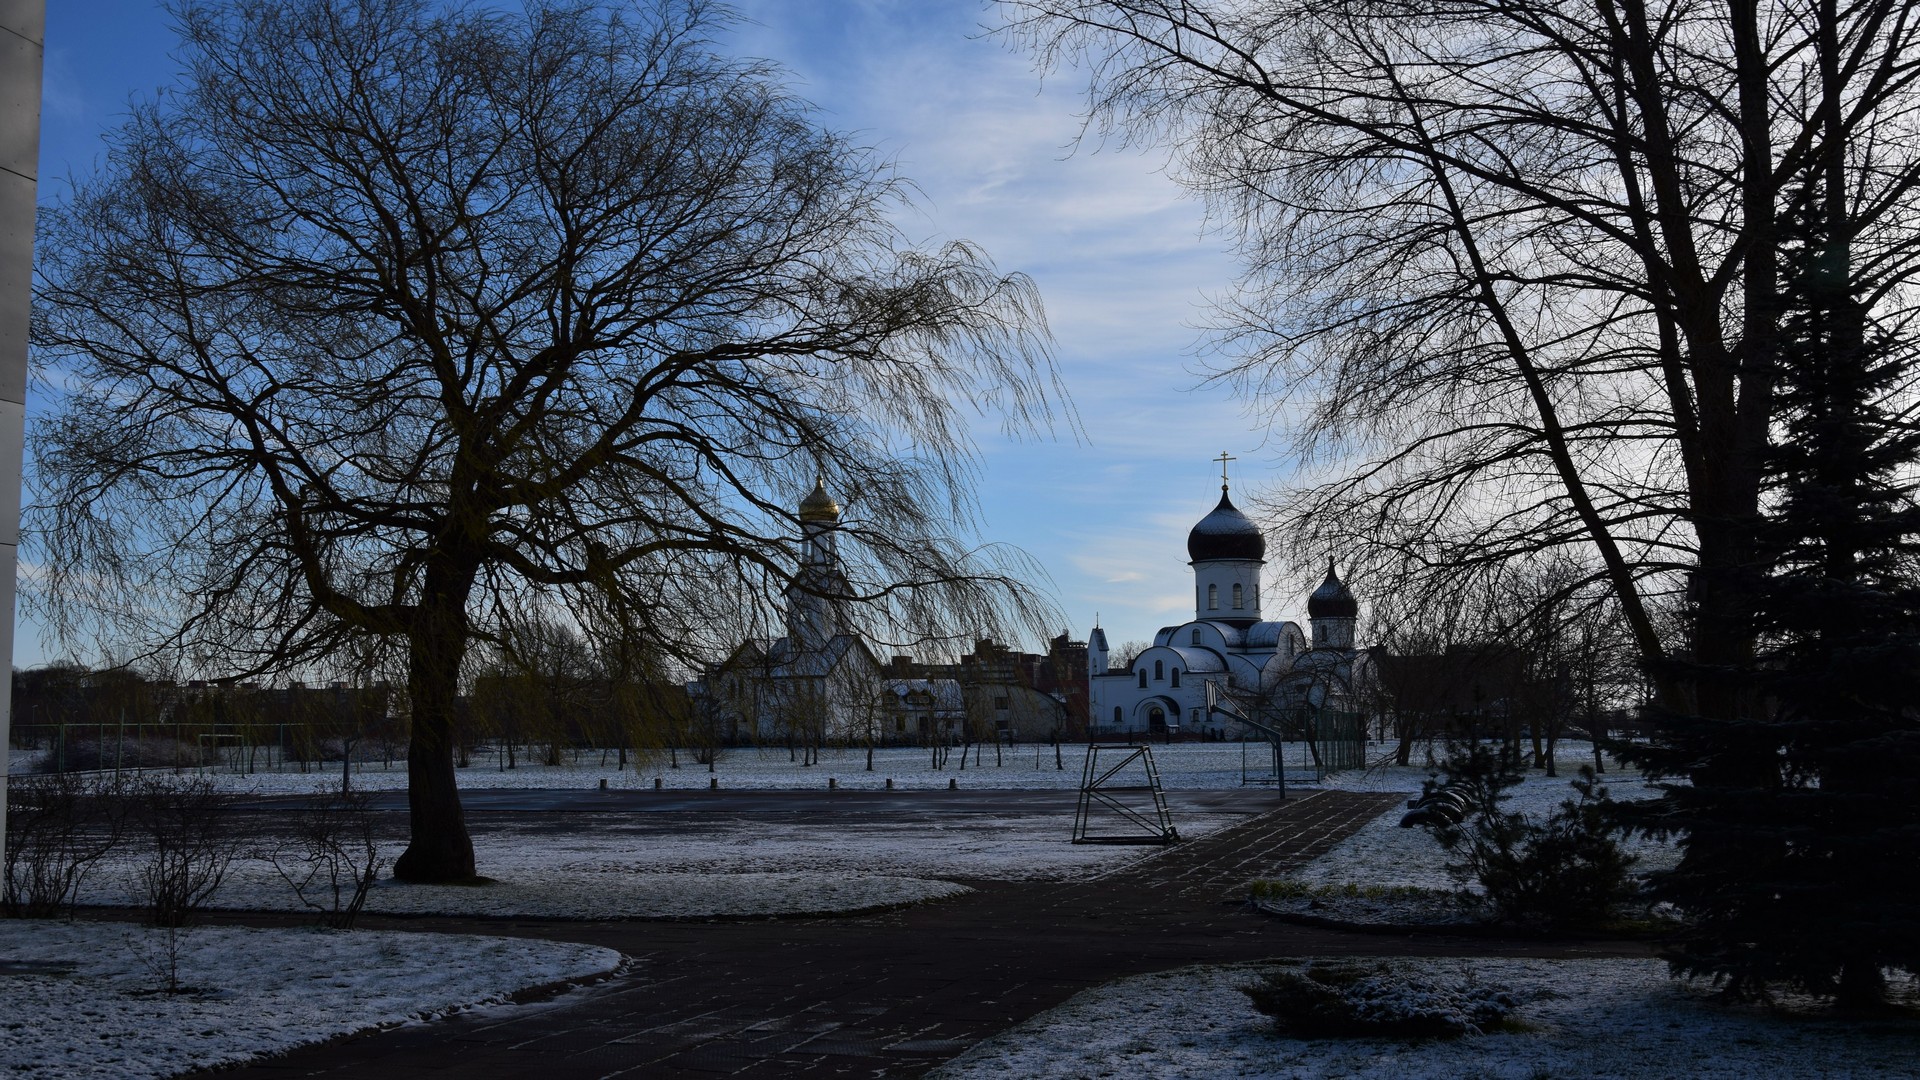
[197,790,1628,1079]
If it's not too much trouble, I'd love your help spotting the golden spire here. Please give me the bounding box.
[798,476,842,523]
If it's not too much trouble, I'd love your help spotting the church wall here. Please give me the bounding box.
[1081,483,1379,743]
[1191,558,1263,621]
[1090,629,1271,736]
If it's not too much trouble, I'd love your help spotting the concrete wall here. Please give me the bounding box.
[0,0,43,858]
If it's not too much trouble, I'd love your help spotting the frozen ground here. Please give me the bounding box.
[107,741,1303,794]
[931,957,1920,1080]
[72,810,1247,919]
[0,921,620,1080]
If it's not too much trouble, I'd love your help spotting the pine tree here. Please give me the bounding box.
[1623,184,1920,1004]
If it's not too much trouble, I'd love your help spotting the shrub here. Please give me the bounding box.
[1242,962,1519,1039]
[1424,742,1636,928]
[31,736,199,773]
[126,774,245,928]
[121,774,250,994]
[4,772,127,918]
[271,790,383,929]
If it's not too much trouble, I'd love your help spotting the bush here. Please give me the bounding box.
[126,774,245,928]
[1424,742,1637,928]
[271,790,383,929]
[31,736,199,773]
[122,774,249,994]
[4,772,127,918]
[1242,962,1519,1038]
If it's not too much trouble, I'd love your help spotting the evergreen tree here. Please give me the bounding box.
[1623,185,1920,1004]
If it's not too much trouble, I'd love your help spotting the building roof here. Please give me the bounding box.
[1241,620,1306,649]
[1187,487,1266,563]
[1307,564,1360,619]
[723,634,872,679]
[799,477,842,523]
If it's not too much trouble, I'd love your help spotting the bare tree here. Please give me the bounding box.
[32,0,1067,881]
[1107,639,1151,671]
[1005,0,1920,723]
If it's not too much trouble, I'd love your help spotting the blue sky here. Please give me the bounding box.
[26,0,1317,667]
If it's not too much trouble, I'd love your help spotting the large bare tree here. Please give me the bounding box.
[31,0,1067,881]
[1005,0,1920,716]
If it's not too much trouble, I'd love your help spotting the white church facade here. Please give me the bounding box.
[701,479,887,744]
[1088,477,1370,738]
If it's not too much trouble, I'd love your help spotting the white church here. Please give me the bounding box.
[1087,473,1370,738]
[700,479,886,744]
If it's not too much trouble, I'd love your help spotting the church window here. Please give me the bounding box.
[1232,583,1244,609]
[1207,584,1218,610]
[1191,629,1201,645]
[1113,706,1123,725]
[1138,670,1147,689]
[1171,668,1181,688]
[1154,660,1164,681]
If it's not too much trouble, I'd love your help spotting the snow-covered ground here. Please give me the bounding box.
[931,957,1920,1080]
[0,921,620,1080]
[72,810,1248,919]
[102,741,1312,794]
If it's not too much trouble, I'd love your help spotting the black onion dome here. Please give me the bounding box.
[1187,487,1266,562]
[1307,563,1359,619]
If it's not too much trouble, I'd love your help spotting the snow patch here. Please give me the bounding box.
[931,957,1920,1079]
[0,921,620,1080]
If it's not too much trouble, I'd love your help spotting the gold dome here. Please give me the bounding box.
[798,477,841,523]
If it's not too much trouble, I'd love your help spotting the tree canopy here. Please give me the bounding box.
[1006,0,1920,700]
[31,0,1068,880]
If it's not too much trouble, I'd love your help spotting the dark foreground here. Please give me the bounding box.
[191,790,1641,1079]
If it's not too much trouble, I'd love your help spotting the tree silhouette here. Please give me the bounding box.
[32,0,1065,881]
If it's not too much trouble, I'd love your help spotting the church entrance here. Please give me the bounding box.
[1147,705,1167,733]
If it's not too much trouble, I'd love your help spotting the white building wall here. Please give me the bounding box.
[1191,558,1262,621]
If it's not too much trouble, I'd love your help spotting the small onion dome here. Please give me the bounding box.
[798,477,841,523]
[1187,486,1266,562]
[1307,563,1359,619]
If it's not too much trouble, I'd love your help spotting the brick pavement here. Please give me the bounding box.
[194,789,1610,1079]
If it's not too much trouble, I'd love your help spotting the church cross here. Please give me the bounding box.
[1214,451,1237,487]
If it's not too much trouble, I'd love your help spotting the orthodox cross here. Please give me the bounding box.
[1214,451,1237,487]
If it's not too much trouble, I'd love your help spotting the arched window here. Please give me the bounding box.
[1191,629,1201,645]
[1138,670,1147,689]
[1113,706,1123,725]
[1232,583,1244,609]
[1153,660,1164,681]
[1171,668,1181,688]
[1207,584,1219,610]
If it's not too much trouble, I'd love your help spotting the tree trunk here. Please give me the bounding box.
[1837,960,1888,1009]
[392,585,477,883]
